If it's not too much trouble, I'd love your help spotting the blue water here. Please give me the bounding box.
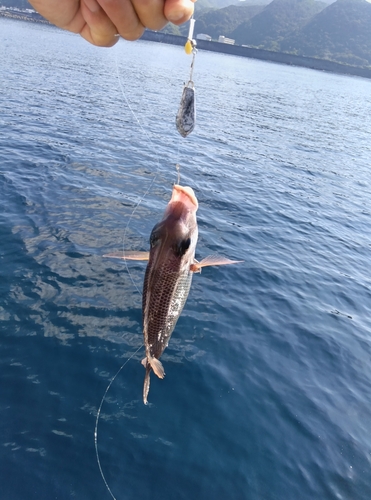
[1,18,371,500]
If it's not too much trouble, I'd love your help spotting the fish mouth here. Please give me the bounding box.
[170,185,198,212]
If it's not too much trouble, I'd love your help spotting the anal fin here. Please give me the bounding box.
[150,357,165,379]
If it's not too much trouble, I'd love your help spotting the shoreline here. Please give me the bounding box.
[2,10,370,80]
[141,31,371,81]
[0,8,50,24]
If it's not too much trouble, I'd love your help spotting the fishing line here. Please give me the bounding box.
[94,49,160,500]
[96,45,181,499]
[94,344,143,500]
[96,23,198,495]
[114,50,161,296]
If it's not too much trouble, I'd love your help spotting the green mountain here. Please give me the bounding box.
[2,0,371,69]
[195,0,270,11]
[280,0,371,66]
[180,3,264,38]
[231,0,326,49]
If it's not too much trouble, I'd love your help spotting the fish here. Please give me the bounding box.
[104,185,242,404]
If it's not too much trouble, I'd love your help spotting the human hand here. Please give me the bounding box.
[28,0,195,47]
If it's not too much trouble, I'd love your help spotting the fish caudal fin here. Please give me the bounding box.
[190,255,244,273]
[143,364,151,405]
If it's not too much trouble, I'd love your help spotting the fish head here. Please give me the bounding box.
[149,185,199,268]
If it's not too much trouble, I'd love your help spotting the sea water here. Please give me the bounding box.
[1,18,371,500]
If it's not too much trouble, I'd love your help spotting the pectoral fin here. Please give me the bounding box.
[190,255,243,273]
[103,251,150,261]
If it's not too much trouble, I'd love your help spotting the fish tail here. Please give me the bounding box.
[143,363,151,405]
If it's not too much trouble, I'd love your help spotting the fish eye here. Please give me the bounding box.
[182,238,191,252]
[150,233,159,248]
[174,237,191,257]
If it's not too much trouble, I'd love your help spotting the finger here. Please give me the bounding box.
[131,0,168,32]
[97,0,145,41]
[81,0,120,46]
[164,0,195,25]
[28,0,80,29]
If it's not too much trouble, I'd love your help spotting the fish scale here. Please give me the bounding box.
[143,266,193,358]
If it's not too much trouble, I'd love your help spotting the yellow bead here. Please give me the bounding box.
[184,40,193,55]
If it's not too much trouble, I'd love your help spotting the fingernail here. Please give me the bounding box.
[84,0,100,13]
[167,11,184,22]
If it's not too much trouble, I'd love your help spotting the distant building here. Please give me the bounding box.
[196,34,212,41]
[218,36,235,45]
